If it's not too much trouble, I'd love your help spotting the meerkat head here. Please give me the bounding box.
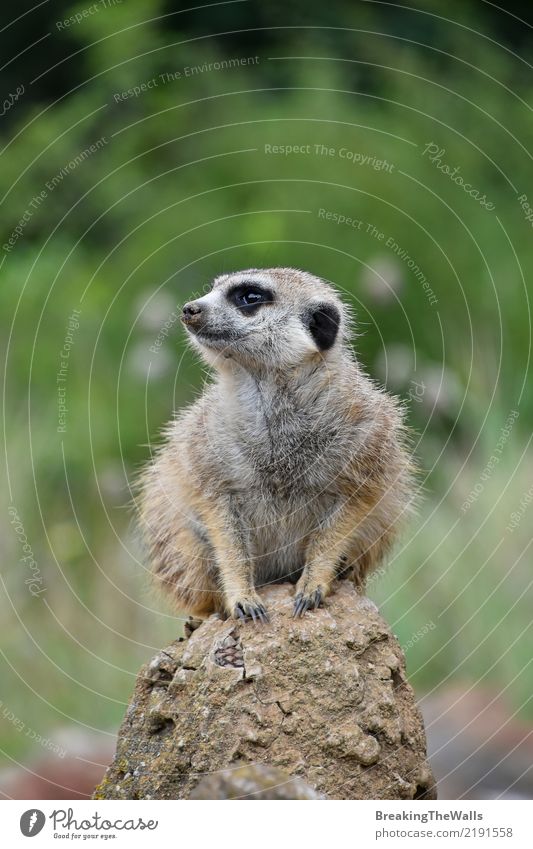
[181,267,349,372]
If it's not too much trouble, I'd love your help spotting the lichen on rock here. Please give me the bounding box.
[94,581,436,800]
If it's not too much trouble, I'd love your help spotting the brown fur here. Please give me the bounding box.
[137,268,415,620]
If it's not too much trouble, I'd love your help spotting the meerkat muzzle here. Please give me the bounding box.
[181,301,203,326]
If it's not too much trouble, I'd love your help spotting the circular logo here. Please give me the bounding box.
[20,810,46,837]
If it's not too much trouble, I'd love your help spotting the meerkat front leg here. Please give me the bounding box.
[294,500,367,617]
[207,497,268,623]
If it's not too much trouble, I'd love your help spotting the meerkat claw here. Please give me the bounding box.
[293,588,323,617]
[235,604,247,622]
[184,616,204,638]
[257,604,270,624]
[234,600,269,624]
[293,593,304,617]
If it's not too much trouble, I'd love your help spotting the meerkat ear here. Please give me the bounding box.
[306,303,341,351]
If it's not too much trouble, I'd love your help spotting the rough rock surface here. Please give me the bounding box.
[189,763,324,799]
[94,582,436,800]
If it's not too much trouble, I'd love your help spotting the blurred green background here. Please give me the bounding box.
[1,0,532,796]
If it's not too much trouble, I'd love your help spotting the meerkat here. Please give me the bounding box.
[138,267,415,623]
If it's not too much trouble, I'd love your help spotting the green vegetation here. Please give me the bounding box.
[1,0,532,762]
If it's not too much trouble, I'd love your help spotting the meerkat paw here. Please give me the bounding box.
[293,586,323,617]
[184,616,204,639]
[232,594,269,624]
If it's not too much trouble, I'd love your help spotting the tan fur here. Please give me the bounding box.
[138,268,415,620]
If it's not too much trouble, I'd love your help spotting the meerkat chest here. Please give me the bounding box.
[221,385,348,496]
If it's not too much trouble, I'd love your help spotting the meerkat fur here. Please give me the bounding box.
[138,267,415,622]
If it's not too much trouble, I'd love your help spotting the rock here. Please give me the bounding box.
[93,582,436,800]
[190,763,324,799]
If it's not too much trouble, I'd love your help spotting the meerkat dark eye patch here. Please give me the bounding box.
[306,303,341,351]
[227,284,274,315]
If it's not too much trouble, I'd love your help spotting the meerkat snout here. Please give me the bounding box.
[181,301,203,322]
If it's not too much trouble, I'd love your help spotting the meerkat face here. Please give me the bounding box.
[181,268,346,371]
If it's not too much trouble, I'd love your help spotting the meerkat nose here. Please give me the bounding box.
[182,301,203,324]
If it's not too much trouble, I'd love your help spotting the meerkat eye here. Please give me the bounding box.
[227,284,274,313]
